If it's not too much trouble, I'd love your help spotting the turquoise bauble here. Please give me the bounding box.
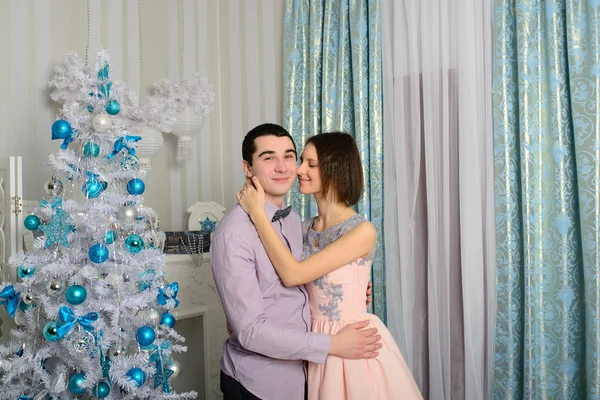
[136,326,155,346]
[89,243,109,263]
[20,301,34,312]
[24,215,40,231]
[65,285,87,305]
[94,381,110,398]
[126,178,145,195]
[105,100,120,115]
[104,230,116,245]
[83,142,100,158]
[17,265,36,279]
[43,321,61,342]
[126,368,146,387]
[51,119,72,140]
[160,312,176,328]
[125,234,144,254]
[68,373,87,395]
[82,178,108,199]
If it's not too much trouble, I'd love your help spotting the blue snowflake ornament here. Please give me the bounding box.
[150,349,173,393]
[40,208,74,248]
[200,217,217,232]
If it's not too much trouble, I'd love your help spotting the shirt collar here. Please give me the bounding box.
[264,202,288,222]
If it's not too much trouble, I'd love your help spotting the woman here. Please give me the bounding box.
[237,132,422,399]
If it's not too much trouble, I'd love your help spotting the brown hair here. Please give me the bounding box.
[242,123,296,166]
[305,132,364,206]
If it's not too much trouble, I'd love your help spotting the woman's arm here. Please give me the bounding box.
[237,177,376,286]
[250,211,376,286]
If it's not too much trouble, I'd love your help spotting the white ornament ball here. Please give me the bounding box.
[145,308,161,325]
[92,113,112,133]
[119,205,137,222]
[14,312,26,326]
[23,292,34,305]
[108,344,126,360]
[47,279,64,295]
[166,360,181,379]
[45,178,64,196]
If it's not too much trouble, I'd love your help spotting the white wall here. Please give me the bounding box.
[0,0,285,231]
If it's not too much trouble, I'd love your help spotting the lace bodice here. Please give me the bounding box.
[302,214,374,260]
[302,214,375,321]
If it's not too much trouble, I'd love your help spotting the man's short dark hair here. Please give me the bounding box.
[242,123,297,166]
[305,132,364,206]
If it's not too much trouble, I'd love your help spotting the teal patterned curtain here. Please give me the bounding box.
[283,0,385,321]
[493,1,600,398]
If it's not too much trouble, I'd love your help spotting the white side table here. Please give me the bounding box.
[164,253,228,400]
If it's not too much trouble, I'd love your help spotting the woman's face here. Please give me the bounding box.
[297,143,322,195]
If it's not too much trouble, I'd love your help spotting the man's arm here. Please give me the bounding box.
[211,231,330,363]
[228,281,372,333]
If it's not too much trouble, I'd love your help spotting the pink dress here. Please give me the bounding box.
[303,215,422,400]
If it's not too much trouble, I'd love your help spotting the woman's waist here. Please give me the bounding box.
[308,298,369,319]
[310,312,371,324]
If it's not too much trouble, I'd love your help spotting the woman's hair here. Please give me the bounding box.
[305,132,364,206]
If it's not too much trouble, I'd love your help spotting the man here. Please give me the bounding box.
[211,123,381,400]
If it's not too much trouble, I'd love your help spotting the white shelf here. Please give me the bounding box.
[174,305,209,320]
[164,253,194,263]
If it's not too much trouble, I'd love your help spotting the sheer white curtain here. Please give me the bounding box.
[382,1,495,399]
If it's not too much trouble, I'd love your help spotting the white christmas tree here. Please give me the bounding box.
[0,51,196,399]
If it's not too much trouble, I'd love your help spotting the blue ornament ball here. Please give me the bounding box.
[89,243,109,263]
[125,234,144,254]
[160,312,176,328]
[20,301,34,312]
[105,100,121,115]
[126,178,145,195]
[24,215,40,231]
[43,321,61,342]
[65,285,87,305]
[104,230,117,245]
[83,142,101,158]
[51,119,72,140]
[94,381,110,398]
[68,373,87,395]
[17,265,36,279]
[136,325,156,346]
[126,367,146,387]
[82,179,108,199]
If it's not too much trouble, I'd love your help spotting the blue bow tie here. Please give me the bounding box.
[272,206,292,222]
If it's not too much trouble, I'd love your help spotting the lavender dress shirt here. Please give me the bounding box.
[210,203,330,400]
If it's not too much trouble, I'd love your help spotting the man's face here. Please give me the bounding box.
[243,135,297,201]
